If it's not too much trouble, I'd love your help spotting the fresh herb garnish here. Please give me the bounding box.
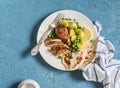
[58,56,64,59]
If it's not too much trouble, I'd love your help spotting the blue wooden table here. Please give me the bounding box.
[0,0,120,88]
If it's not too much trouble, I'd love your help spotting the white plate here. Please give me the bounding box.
[37,10,97,71]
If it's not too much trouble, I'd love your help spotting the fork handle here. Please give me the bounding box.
[31,42,42,56]
[31,28,52,56]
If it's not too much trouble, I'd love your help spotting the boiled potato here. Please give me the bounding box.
[71,35,77,42]
[69,29,75,37]
[59,20,69,27]
[77,30,84,38]
[69,22,77,29]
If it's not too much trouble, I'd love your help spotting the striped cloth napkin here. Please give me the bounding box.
[81,21,120,88]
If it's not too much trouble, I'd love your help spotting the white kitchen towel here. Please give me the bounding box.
[81,21,120,88]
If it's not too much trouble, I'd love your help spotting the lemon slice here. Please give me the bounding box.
[82,27,93,42]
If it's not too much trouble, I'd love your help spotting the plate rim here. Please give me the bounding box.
[37,10,97,71]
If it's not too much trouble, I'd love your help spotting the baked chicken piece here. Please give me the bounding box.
[44,38,70,55]
[55,27,70,44]
[44,38,63,47]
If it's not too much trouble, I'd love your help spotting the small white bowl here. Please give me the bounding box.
[18,79,40,88]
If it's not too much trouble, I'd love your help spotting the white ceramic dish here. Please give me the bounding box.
[18,79,40,88]
[37,10,97,71]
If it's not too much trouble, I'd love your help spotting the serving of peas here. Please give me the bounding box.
[47,30,56,38]
[71,35,83,51]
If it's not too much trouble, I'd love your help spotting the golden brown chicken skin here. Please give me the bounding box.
[55,27,70,44]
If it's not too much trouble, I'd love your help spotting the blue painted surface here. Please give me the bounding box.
[0,0,120,88]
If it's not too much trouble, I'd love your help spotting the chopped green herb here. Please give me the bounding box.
[58,56,63,59]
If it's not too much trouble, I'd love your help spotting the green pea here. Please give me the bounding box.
[76,22,79,25]
[77,48,80,51]
[75,42,77,44]
[74,42,77,45]
[51,35,54,38]
[66,53,69,56]
[77,39,80,42]
[75,40,78,43]
[65,52,71,56]
[78,38,82,42]
[76,22,82,29]
[48,34,51,38]
[78,26,82,29]
[75,39,78,43]
[52,32,55,35]
[68,52,71,56]
[65,53,69,56]
[77,35,80,37]
[72,44,75,48]
[74,28,78,33]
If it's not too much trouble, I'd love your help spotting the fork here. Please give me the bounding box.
[31,13,65,56]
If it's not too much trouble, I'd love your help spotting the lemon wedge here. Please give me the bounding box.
[82,28,93,42]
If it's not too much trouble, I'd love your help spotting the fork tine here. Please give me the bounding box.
[52,13,65,24]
